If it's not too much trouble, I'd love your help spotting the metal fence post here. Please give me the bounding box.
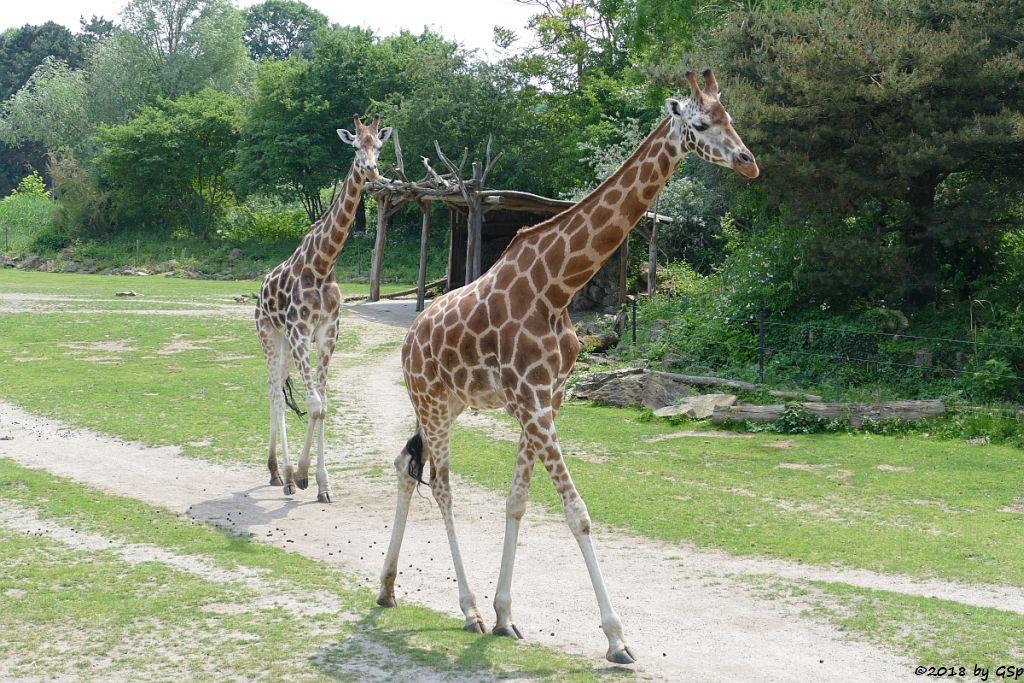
[758,308,766,384]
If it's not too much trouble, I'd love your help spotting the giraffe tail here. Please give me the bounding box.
[404,432,426,485]
[282,377,306,418]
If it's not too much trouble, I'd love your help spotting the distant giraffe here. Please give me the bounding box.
[255,115,391,503]
[376,69,758,663]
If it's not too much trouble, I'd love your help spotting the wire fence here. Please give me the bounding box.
[627,303,1024,421]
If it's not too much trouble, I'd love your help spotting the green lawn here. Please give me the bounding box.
[3,271,1024,672]
[451,405,1024,586]
[0,459,596,681]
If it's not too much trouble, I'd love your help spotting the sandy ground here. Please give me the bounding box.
[3,300,1019,681]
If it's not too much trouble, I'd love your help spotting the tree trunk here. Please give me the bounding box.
[903,176,940,305]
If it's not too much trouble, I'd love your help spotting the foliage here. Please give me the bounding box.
[243,0,328,61]
[716,0,1024,300]
[0,57,90,155]
[218,195,308,242]
[46,151,109,237]
[0,21,87,101]
[234,26,374,220]
[85,0,253,128]
[0,171,53,252]
[95,89,244,239]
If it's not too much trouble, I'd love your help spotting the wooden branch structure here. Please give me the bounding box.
[360,134,673,304]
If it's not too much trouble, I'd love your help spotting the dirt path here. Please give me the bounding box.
[4,305,1018,681]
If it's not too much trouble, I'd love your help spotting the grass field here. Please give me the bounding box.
[2,271,1024,674]
[0,459,595,681]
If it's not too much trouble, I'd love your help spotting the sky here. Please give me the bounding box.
[0,0,539,56]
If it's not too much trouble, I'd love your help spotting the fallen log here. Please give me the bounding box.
[711,399,945,427]
[653,372,820,400]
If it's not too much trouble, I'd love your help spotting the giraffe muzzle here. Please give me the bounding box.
[733,151,759,179]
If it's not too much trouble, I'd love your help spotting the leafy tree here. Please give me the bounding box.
[88,0,253,125]
[243,0,328,61]
[0,57,90,154]
[234,26,377,221]
[716,0,1024,302]
[0,22,86,100]
[95,89,243,238]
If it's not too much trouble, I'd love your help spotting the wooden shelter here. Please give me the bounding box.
[364,133,671,312]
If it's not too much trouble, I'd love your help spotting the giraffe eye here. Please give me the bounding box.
[693,121,709,132]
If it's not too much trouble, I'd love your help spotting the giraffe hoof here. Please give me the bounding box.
[607,646,636,665]
[296,477,309,490]
[463,618,486,634]
[283,482,296,496]
[317,491,332,504]
[492,624,522,639]
[376,594,396,608]
[269,475,283,486]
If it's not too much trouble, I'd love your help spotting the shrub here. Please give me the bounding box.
[0,171,53,252]
[218,196,309,242]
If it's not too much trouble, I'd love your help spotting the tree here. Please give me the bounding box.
[234,26,377,221]
[243,0,328,61]
[87,0,253,126]
[0,57,90,155]
[0,22,87,101]
[716,0,1024,302]
[95,89,243,238]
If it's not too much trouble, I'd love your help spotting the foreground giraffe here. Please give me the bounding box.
[256,115,391,503]
[377,69,758,663]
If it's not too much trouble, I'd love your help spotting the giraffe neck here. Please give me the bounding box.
[511,117,688,309]
[303,165,365,279]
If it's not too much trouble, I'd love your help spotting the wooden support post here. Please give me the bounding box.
[369,196,391,302]
[647,219,658,297]
[448,208,467,292]
[465,161,484,284]
[417,200,431,312]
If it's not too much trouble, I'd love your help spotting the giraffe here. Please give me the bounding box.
[255,114,391,503]
[376,68,758,664]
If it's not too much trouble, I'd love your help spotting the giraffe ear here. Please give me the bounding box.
[667,99,684,117]
[377,126,392,143]
[337,129,356,145]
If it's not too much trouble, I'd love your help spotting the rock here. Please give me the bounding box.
[964,436,989,445]
[570,368,694,409]
[648,319,670,342]
[228,248,244,261]
[913,350,932,368]
[115,290,142,297]
[642,372,695,409]
[654,393,738,420]
[580,331,619,353]
[64,261,78,273]
[17,255,41,270]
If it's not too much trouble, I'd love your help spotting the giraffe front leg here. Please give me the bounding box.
[259,325,287,487]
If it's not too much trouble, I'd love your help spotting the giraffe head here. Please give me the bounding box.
[336,114,392,181]
[667,68,758,179]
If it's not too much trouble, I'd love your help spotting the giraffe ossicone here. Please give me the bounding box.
[376,68,757,664]
[255,114,391,504]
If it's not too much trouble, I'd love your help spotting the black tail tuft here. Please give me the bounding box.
[405,432,426,484]
[283,377,306,419]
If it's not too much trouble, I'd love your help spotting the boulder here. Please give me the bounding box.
[64,261,78,273]
[570,368,694,409]
[654,393,737,420]
[648,318,670,342]
[579,331,619,353]
[17,255,41,270]
[227,248,244,261]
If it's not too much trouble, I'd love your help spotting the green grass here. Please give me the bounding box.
[450,404,1024,586]
[0,458,597,681]
[0,269,406,300]
[742,575,1024,668]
